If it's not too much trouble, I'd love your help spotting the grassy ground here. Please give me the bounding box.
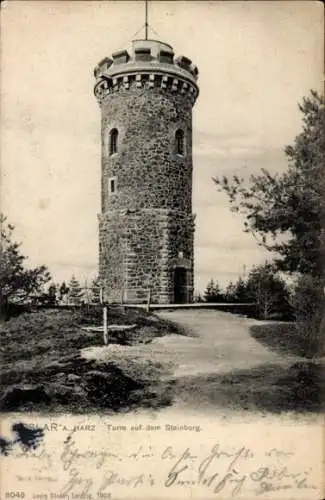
[250,321,325,358]
[0,307,185,413]
[160,360,325,414]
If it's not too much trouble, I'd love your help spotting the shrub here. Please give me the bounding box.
[244,262,291,320]
[0,215,51,319]
[291,275,325,357]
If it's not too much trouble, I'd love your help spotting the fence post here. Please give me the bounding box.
[146,287,151,313]
[103,306,108,345]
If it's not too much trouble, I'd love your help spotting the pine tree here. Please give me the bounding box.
[0,214,51,316]
[91,276,101,304]
[225,281,236,302]
[204,279,223,302]
[233,277,248,303]
[67,275,82,305]
[47,283,57,306]
[58,282,69,304]
[214,91,325,277]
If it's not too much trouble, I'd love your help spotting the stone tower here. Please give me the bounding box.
[94,38,199,304]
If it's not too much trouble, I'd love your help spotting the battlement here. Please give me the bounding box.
[94,39,199,105]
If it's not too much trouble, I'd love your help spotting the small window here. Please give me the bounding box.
[159,50,174,64]
[135,48,151,62]
[108,176,117,195]
[175,129,185,156]
[109,128,118,155]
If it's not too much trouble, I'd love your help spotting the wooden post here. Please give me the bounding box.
[100,287,108,345]
[103,306,108,345]
[146,287,151,313]
[120,235,126,311]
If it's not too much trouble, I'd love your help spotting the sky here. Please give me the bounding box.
[1,0,323,293]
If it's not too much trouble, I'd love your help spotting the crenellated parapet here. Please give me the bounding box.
[94,39,199,106]
[94,72,198,105]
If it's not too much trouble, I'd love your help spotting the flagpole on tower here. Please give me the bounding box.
[145,0,148,40]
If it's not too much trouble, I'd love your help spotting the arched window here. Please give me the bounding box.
[109,128,118,155]
[175,129,185,155]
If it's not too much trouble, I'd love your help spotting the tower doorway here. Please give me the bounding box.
[174,267,187,304]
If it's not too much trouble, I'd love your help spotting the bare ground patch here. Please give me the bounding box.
[0,308,184,413]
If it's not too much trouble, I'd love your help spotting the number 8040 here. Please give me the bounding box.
[5,493,25,498]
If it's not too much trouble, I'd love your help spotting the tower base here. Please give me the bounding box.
[98,209,194,304]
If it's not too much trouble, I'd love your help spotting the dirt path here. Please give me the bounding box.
[81,310,324,416]
[84,310,295,379]
[154,309,294,377]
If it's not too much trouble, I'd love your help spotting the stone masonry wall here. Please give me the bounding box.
[101,81,193,213]
[99,209,194,304]
[99,78,195,303]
